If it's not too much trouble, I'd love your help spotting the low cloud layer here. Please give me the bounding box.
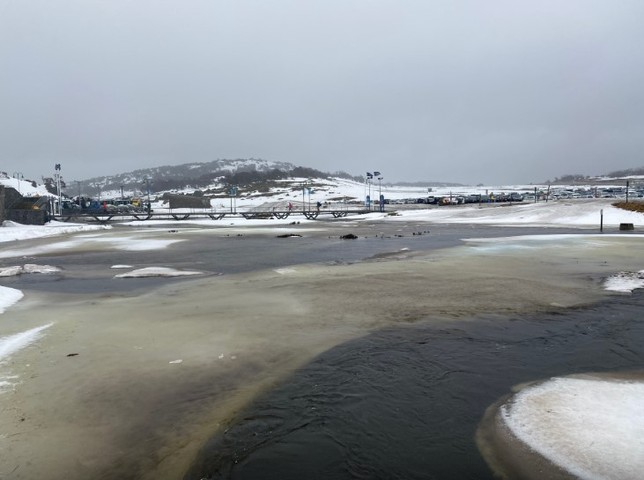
[2,1,643,184]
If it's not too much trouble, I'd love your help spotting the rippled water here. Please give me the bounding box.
[186,293,644,480]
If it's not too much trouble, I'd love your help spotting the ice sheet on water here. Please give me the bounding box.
[501,376,644,480]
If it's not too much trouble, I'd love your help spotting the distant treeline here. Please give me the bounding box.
[606,167,644,178]
[551,167,644,184]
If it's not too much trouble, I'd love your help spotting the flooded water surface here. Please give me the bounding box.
[0,221,642,480]
[185,294,644,480]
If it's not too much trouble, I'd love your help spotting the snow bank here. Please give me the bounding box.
[0,286,24,314]
[113,267,203,278]
[0,221,109,243]
[501,376,644,480]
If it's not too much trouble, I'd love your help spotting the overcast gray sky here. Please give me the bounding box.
[2,1,643,185]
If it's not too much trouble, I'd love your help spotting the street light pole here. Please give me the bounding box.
[54,164,62,215]
[374,171,383,212]
[143,177,151,213]
[302,179,311,212]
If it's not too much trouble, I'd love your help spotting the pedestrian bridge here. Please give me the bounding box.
[53,207,372,224]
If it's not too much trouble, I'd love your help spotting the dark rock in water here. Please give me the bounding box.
[340,233,358,239]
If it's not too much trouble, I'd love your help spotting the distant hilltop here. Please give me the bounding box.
[78,159,363,196]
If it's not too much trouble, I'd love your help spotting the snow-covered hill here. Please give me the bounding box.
[82,158,298,190]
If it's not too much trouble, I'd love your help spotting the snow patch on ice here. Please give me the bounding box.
[114,267,203,278]
[0,234,183,259]
[0,323,52,362]
[0,286,24,314]
[0,324,52,393]
[604,271,644,293]
[501,376,644,480]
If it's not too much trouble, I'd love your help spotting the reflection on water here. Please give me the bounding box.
[187,293,644,480]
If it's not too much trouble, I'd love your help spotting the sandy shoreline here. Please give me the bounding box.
[0,223,643,479]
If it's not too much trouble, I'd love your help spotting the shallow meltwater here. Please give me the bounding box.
[185,293,644,480]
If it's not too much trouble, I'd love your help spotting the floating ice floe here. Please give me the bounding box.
[110,264,134,269]
[501,376,644,480]
[113,267,203,278]
[604,271,644,293]
[274,268,297,275]
[0,264,61,277]
[0,286,24,314]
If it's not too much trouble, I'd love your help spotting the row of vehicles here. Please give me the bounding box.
[415,192,525,205]
[62,197,151,214]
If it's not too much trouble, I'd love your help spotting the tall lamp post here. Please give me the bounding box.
[54,164,62,215]
[302,179,311,212]
[229,185,238,213]
[374,171,383,211]
[365,172,373,210]
[143,177,151,213]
